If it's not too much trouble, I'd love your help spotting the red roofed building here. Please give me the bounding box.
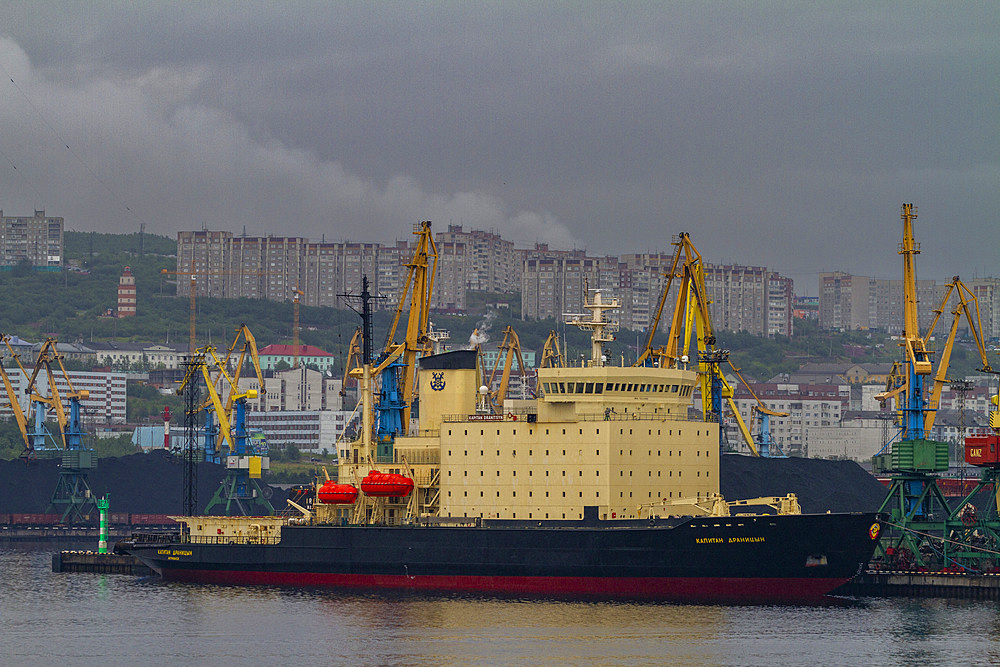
[258,344,336,372]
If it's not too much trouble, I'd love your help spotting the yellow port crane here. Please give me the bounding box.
[26,339,90,452]
[634,232,764,455]
[921,276,994,432]
[217,324,266,418]
[876,273,994,434]
[485,326,528,412]
[726,359,789,457]
[539,330,565,369]
[0,334,32,457]
[349,221,437,432]
[340,326,363,407]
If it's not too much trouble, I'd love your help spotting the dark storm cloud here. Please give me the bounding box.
[1,2,996,291]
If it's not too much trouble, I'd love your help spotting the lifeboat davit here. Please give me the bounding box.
[361,471,414,498]
[317,481,358,505]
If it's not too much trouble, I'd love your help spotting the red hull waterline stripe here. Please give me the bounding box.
[159,570,852,601]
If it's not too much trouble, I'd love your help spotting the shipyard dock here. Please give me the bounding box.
[52,551,153,576]
[837,570,1000,600]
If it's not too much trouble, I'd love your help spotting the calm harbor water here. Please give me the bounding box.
[3,546,1000,666]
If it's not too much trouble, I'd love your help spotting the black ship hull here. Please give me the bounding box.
[123,511,881,602]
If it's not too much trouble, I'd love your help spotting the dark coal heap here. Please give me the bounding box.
[0,450,286,515]
[720,454,887,514]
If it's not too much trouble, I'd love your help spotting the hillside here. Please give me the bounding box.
[0,231,990,384]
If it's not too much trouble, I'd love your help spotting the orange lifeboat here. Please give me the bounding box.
[317,481,359,505]
[360,471,414,498]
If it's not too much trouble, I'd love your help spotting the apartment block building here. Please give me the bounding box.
[237,366,343,412]
[434,241,468,311]
[436,225,519,293]
[0,210,63,269]
[176,228,797,335]
[820,271,941,333]
[521,254,613,321]
[0,370,127,425]
[967,278,1000,341]
[730,382,849,457]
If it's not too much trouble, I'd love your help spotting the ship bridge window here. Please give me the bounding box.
[576,383,584,393]
[585,383,594,393]
[567,383,575,394]
[594,384,603,394]
[559,383,566,393]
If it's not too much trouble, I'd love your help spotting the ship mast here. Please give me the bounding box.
[339,276,381,462]
[566,289,619,366]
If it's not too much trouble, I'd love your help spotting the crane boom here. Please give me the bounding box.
[921,277,994,432]
[0,335,31,455]
[486,326,527,412]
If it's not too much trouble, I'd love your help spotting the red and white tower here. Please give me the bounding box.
[118,266,137,317]
[163,406,171,450]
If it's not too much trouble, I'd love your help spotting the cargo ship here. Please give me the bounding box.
[122,239,880,601]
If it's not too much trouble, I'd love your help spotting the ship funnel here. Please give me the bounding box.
[418,350,479,433]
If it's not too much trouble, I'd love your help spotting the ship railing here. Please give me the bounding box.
[184,535,282,545]
[125,532,182,545]
[375,450,441,466]
[440,411,695,423]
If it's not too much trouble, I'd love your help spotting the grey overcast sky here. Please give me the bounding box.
[0,2,997,293]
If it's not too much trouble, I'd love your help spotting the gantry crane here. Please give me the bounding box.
[178,335,273,516]
[347,221,437,460]
[25,339,97,522]
[871,204,1000,571]
[634,233,763,455]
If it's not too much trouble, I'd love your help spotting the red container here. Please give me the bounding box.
[317,482,358,505]
[360,471,414,498]
[965,435,1000,467]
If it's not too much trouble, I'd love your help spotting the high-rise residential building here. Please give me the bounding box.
[819,272,875,330]
[301,241,380,307]
[176,230,233,298]
[767,273,795,336]
[436,225,519,293]
[433,241,468,311]
[521,253,612,321]
[0,210,63,269]
[703,264,768,335]
[619,253,677,333]
[117,266,136,317]
[820,271,944,333]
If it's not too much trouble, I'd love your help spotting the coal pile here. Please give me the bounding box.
[0,450,286,515]
[721,454,887,514]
